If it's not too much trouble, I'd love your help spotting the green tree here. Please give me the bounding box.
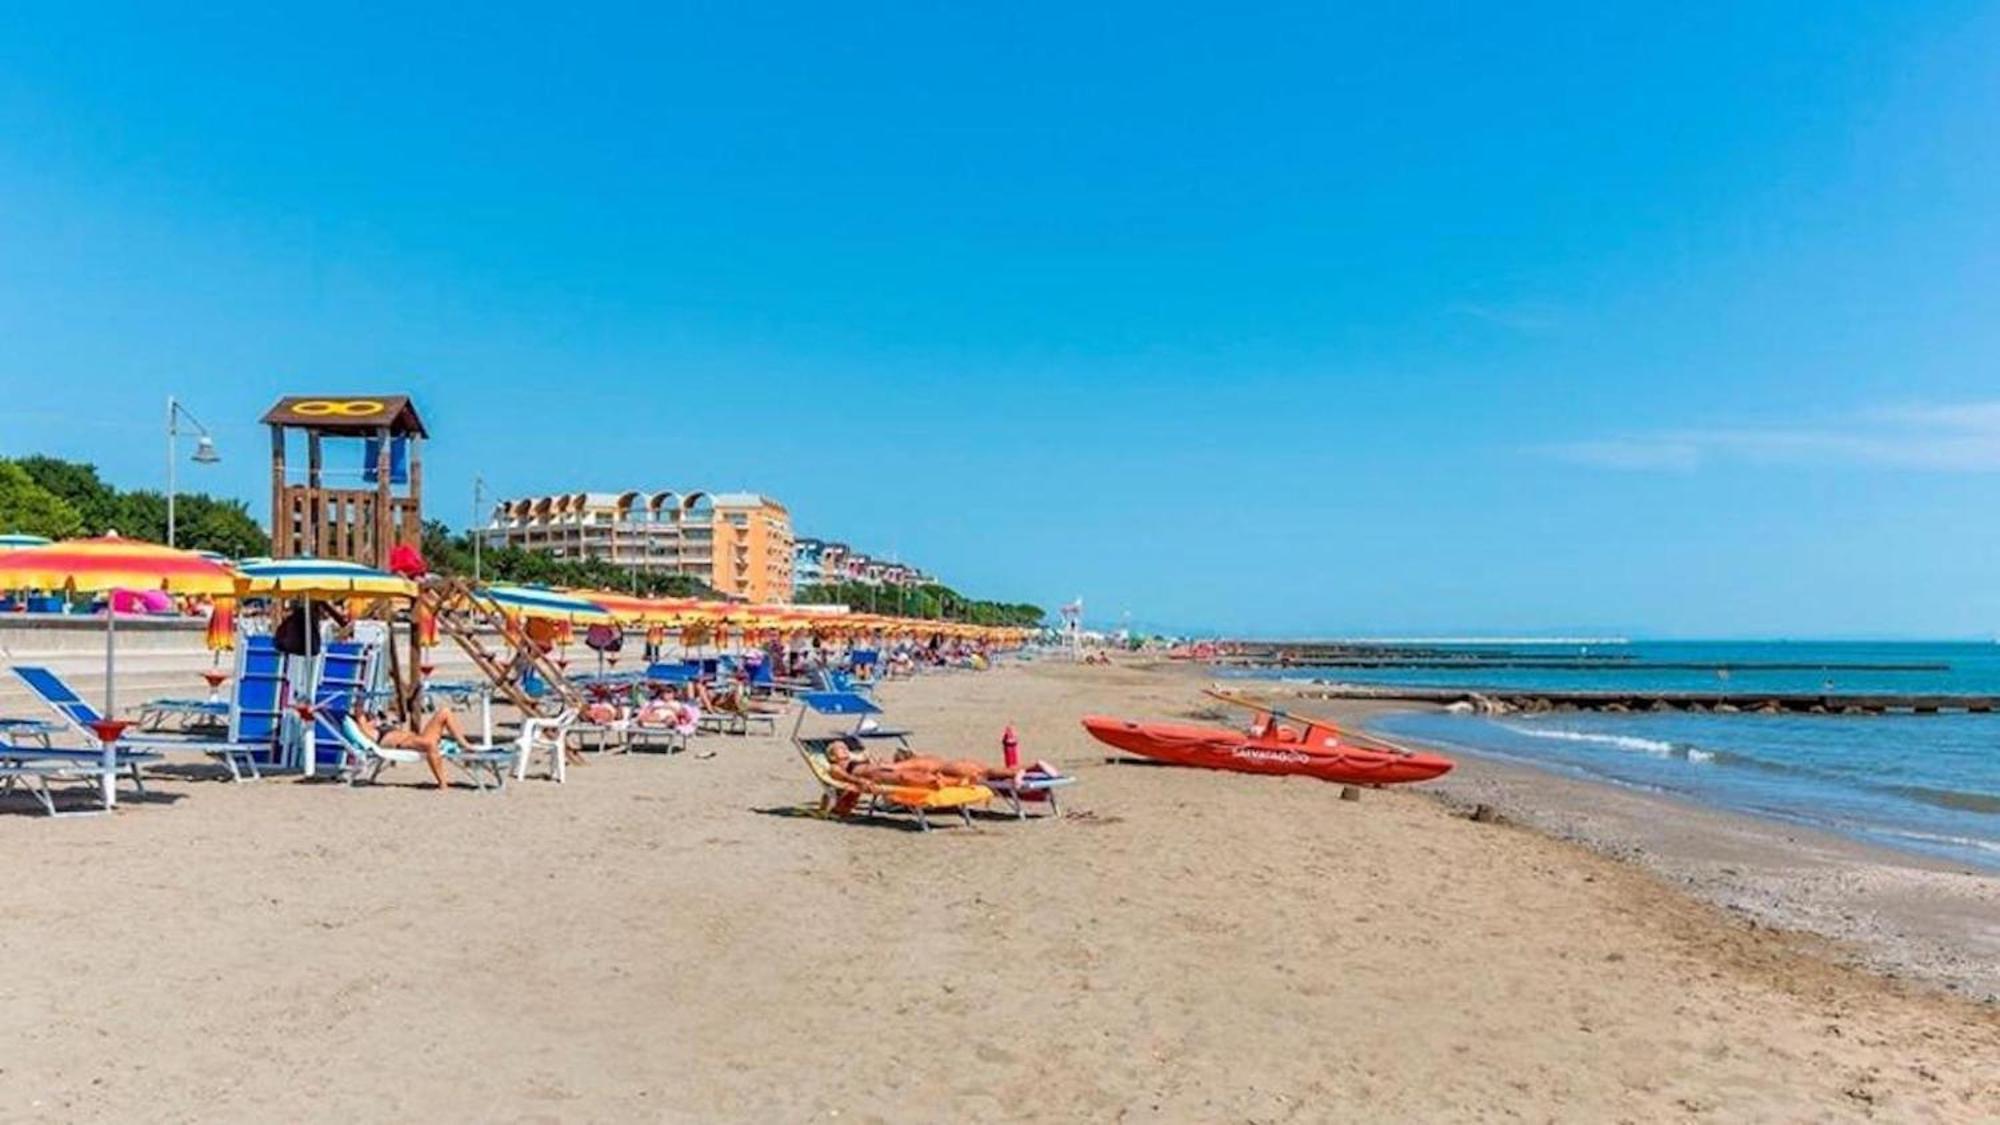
[0,462,84,539]
[3,456,268,556]
[11,456,119,531]
[795,579,1043,627]
[167,494,270,558]
[109,490,168,541]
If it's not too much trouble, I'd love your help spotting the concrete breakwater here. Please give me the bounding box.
[1288,682,1999,716]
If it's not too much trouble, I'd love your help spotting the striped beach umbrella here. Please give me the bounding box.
[0,534,236,808]
[479,584,614,624]
[568,589,669,625]
[0,533,53,550]
[233,557,417,599]
[0,534,236,597]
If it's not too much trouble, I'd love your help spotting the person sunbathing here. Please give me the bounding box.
[634,693,700,734]
[352,707,475,789]
[709,681,780,717]
[826,740,1047,790]
[825,740,951,790]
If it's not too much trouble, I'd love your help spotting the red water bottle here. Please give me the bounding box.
[1001,724,1020,769]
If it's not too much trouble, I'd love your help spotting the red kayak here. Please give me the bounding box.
[1081,707,1453,785]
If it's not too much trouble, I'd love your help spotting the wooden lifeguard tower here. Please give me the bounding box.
[262,395,427,566]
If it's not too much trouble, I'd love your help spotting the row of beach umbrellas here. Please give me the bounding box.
[0,533,1026,808]
[0,534,1029,680]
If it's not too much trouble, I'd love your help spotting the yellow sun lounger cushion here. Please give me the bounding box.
[872,783,993,810]
[797,742,991,811]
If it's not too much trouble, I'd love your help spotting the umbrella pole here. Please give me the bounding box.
[104,596,116,715]
[103,596,118,810]
[300,597,316,778]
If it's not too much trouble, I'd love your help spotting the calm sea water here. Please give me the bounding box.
[1237,642,2000,870]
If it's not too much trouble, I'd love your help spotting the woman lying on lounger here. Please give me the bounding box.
[352,707,476,790]
[826,740,1046,791]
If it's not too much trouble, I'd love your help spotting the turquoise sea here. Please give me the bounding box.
[1238,642,2000,871]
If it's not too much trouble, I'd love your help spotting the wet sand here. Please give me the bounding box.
[1217,676,2000,1003]
[0,655,1995,1121]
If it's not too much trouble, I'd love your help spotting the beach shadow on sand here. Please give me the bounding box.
[0,786,189,818]
[141,762,264,785]
[750,804,973,833]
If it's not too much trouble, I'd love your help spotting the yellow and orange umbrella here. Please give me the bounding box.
[0,534,237,597]
[568,589,669,625]
[0,534,237,808]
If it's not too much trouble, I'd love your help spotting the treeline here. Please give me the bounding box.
[795,580,1045,627]
[0,459,1035,622]
[418,521,719,599]
[0,456,269,558]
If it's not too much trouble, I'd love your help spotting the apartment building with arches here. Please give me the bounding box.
[477,489,793,602]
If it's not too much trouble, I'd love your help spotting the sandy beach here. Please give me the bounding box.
[2,653,1996,1122]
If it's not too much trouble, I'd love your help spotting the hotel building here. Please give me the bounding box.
[479,490,794,602]
[793,538,932,593]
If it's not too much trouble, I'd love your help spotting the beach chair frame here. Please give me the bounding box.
[10,664,273,783]
[323,709,522,792]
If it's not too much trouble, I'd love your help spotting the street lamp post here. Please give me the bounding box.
[165,396,220,549]
[472,475,487,582]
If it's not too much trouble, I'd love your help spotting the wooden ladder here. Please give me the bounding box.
[417,577,583,716]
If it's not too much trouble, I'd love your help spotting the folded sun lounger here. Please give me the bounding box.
[792,691,911,749]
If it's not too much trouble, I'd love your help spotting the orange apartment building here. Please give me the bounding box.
[477,489,794,602]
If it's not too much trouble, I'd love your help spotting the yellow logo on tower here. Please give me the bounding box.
[291,399,388,418]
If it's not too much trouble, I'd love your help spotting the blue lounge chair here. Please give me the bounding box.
[0,713,162,814]
[226,636,288,777]
[0,756,136,816]
[11,659,278,783]
[792,691,911,749]
[644,663,697,686]
[301,641,377,776]
[137,697,228,731]
[746,660,808,698]
[807,668,877,699]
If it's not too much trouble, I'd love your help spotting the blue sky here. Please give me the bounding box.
[1,3,1996,637]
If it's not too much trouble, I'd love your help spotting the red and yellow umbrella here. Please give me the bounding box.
[0,534,237,595]
[570,589,676,626]
[0,534,237,808]
[0,535,237,707]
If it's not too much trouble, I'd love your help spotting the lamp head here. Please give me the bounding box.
[190,436,220,465]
